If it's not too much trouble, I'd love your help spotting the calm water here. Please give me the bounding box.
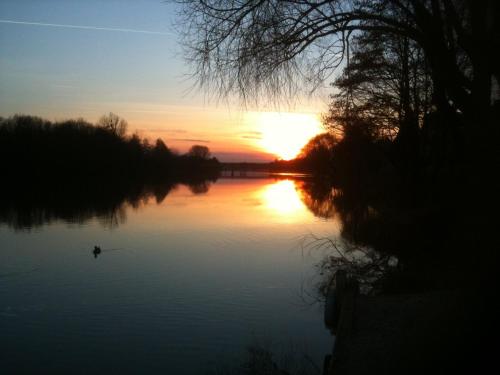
[0,177,340,374]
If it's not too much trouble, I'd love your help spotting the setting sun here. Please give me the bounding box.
[247,112,323,160]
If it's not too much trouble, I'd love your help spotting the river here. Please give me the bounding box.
[0,176,340,374]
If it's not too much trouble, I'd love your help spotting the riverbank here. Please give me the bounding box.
[325,283,496,374]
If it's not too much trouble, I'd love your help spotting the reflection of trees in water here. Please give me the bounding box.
[152,183,176,204]
[0,178,212,231]
[299,175,486,297]
[297,177,395,251]
[188,180,211,195]
[209,341,320,375]
[331,189,381,248]
[301,235,398,299]
[97,206,128,230]
[296,179,337,219]
[296,178,406,296]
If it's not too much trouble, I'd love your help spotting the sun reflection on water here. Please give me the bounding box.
[260,180,305,217]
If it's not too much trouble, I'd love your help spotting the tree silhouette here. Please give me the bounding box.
[177,1,499,127]
[298,133,337,173]
[187,145,211,159]
[97,112,128,138]
[0,115,221,181]
[324,29,431,140]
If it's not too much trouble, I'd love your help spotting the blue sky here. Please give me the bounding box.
[0,0,326,161]
[0,0,186,113]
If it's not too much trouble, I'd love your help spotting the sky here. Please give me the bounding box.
[0,0,330,162]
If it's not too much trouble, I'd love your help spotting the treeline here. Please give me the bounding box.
[294,18,500,208]
[0,114,220,182]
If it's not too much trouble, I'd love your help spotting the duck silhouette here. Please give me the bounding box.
[93,246,102,258]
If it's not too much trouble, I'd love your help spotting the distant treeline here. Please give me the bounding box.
[0,114,220,182]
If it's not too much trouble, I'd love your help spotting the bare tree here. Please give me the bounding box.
[187,144,211,159]
[97,112,128,137]
[176,0,498,122]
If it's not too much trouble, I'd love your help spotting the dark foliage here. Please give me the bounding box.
[0,175,219,231]
[0,114,221,182]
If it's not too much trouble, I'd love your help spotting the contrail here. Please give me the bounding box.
[0,19,174,36]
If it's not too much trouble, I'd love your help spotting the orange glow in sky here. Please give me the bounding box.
[123,105,266,161]
[0,1,328,163]
[136,109,324,162]
[247,112,323,160]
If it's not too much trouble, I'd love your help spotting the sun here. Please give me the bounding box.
[247,111,323,160]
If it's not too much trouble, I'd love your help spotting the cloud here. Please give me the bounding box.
[0,19,174,36]
[245,131,263,135]
[241,135,262,140]
[240,130,263,140]
[150,128,188,134]
[171,138,211,143]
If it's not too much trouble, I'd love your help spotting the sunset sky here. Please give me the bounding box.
[0,0,330,162]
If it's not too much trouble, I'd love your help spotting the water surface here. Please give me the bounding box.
[0,177,339,374]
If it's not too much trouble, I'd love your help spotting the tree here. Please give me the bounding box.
[151,138,173,168]
[187,145,211,159]
[97,112,128,137]
[324,29,432,140]
[176,1,499,126]
[300,133,337,156]
[154,138,170,154]
[299,133,337,173]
